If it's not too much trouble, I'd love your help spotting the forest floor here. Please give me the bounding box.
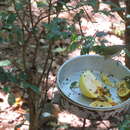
[0,2,128,130]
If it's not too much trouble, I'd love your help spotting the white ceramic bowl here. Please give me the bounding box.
[57,55,130,112]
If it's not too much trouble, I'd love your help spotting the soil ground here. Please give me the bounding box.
[0,2,127,130]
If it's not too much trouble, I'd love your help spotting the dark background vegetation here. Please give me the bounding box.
[0,0,130,130]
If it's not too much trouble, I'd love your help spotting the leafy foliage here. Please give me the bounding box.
[44,18,71,41]
[67,33,81,52]
[80,36,95,55]
[0,66,39,94]
[0,60,11,66]
[8,93,16,105]
[118,115,130,130]
[0,0,130,129]
[95,31,108,38]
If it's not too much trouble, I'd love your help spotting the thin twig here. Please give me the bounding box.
[12,0,29,71]
[12,0,30,33]
[42,57,53,105]
[82,7,93,22]
[33,2,88,28]
[32,28,45,67]
[28,0,39,68]
[37,41,52,87]
[32,0,52,73]
[37,57,53,116]
[28,0,34,27]
[21,45,27,70]
[33,10,47,28]
[36,0,53,86]
[79,20,84,36]
[48,0,52,23]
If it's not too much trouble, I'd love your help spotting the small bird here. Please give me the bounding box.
[91,45,127,58]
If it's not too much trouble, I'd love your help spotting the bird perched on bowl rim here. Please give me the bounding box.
[91,44,128,58]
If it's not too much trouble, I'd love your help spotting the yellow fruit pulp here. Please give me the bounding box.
[101,73,113,86]
[79,70,103,98]
[90,100,112,107]
[117,83,130,98]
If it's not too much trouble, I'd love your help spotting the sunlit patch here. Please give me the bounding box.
[58,111,91,127]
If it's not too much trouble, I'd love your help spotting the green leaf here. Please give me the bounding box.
[0,68,18,83]
[36,1,48,8]
[6,13,16,24]
[52,47,66,53]
[119,128,130,130]
[44,18,71,41]
[15,2,23,11]
[118,115,130,130]
[0,11,8,21]
[68,42,78,52]
[2,24,13,31]
[8,93,15,105]
[125,49,130,57]
[80,47,89,55]
[111,7,125,12]
[61,32,71,39]
[18,72,28,81]
[102,1,118,7]
[97,10,111,16]
[2,86,10,93]
[71,33,78,41]
[0,37,6,43]
[99,39,109,44]
[80,36,95,55]
[7,73,18,84]
[96,31,108,37]
[0,67,8,82]
[85,36,95,44]
[22,82,40,94]
[0,60,11,67]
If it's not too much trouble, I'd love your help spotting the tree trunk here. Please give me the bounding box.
[28,90,40,130]
[27,72,42,130]
[125,0,130,69]
[29,110,39,130]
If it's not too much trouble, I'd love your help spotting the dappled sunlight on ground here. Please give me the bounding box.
[0,91,9,110]
[58,111,114,129]
[58,111,85,127]
[0,1,128,130]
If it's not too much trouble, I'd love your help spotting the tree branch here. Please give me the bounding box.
[28,0,34,28]
[37,57,53,117]
[48,0,52,23]
[37,43,52,87]
[31,0,52,70]
[110,0,125,20]
[12,0,30,33]
[31,29,45,69]
[12,0,30,71]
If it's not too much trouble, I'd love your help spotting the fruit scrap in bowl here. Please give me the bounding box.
[90,100,112,107]
[101,73,113,87]
[117,80,130,98]
[79,70,118,107]
[79,70,103,99]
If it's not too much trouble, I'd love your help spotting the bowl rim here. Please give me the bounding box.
[57,55,130,111]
